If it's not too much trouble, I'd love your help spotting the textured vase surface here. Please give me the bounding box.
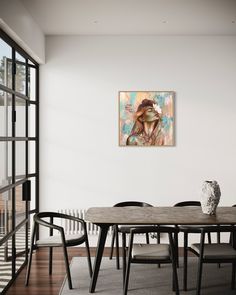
[201,180,221,215]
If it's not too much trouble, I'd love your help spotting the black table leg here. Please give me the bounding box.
[89,224,110,293]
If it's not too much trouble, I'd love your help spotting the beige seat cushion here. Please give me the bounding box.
[36,234,83,247]
[191,243,236,259]
[132,244,170,260]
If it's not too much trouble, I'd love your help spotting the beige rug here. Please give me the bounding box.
[59,257,235,294]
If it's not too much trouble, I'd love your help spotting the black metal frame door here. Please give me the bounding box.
[0,29,39,294]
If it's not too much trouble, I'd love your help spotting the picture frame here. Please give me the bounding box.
[119,91,175,146]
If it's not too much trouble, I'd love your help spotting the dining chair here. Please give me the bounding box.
[174,201,214,290]
[109,201,154,269]
[213,204,236,258]
[188,225,236,295]
[226,204,236,245]
[123,226,179,295]
[25,212,92,289]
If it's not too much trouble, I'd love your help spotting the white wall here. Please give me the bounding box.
[0,0,45,63]
[40,35,236,213]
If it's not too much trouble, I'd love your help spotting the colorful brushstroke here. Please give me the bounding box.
[119,91,174,146]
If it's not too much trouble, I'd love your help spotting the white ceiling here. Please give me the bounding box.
[20,0,236,35]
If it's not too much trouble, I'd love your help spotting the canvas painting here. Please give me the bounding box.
[119,91,174,146]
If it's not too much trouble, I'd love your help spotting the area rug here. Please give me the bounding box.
[59,257,235,295]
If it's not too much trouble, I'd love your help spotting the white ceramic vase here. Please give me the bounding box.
[201,180,221,215]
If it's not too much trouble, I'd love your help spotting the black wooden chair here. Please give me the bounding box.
[123,226,179,295]
[109,201,153,269]
[189,225,236,295]
[230,205,236,244]
[174,201,214,290]
[25,212,92,289]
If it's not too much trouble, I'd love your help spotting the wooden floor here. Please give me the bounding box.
[6,247,185,295]
[6,247,107,295]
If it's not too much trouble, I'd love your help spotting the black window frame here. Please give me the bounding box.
[0,28,39,294]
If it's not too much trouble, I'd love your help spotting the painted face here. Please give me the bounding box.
[139,107,160,122]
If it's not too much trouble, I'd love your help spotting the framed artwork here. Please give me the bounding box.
[119,91,175,146]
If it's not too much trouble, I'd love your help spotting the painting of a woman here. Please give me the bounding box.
[119,91,174,146]
[126,99,164,146]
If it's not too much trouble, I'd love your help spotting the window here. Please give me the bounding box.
[0,29,39,292]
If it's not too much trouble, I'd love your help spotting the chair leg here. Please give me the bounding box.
[174,231,179,268]
[49,247,53,275]
[156,226,161,268]
[217,232,221,268]
[207,232,211,244]
[85,235,93,277]
[62,245,73,289]
[122,232,126,286]
[109,226,116,260]
[196,259,203,295]
[25,223,36,286]
[157,232,160,244]
[183,232,188,291]
[231,262,236,290]
[115,225,120,270]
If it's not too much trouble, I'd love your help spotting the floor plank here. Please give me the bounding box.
[6,247,185,295]
[6,247,109,295]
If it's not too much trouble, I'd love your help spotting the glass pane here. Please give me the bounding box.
[28,59,36,66]
[15,185,25,226]
[15,141,25,181]
[16,226,26,272]
[0,190,12,236]
[0,239,12,292]
[29,141,35,174]
[15,52,26,95]
[15,97,26,137]
[0,38,12,88]
[28,67,36,101]
[0,142,12,187]
[0,91,12,137]
[29,178,36,211]
[29,103,35,137]
[15,52,25,63]
[15,225,26,257]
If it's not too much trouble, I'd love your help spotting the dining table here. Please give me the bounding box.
[85,206,236,293]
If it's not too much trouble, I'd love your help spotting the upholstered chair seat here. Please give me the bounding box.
[132,243,170,260]
[36,233,84,247]
[191,243,236,260]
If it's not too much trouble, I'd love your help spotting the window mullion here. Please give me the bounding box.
[11,47,16,278]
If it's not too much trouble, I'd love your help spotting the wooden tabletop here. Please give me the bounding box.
[85,206,236,225]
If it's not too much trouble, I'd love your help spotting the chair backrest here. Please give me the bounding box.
[34,211,77,223]
[35,212,63,220]
[33,211,86,235]
[174,201,201,207]
[113,201,153,207]
[129,225,178,235]
[198,225,236,248]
